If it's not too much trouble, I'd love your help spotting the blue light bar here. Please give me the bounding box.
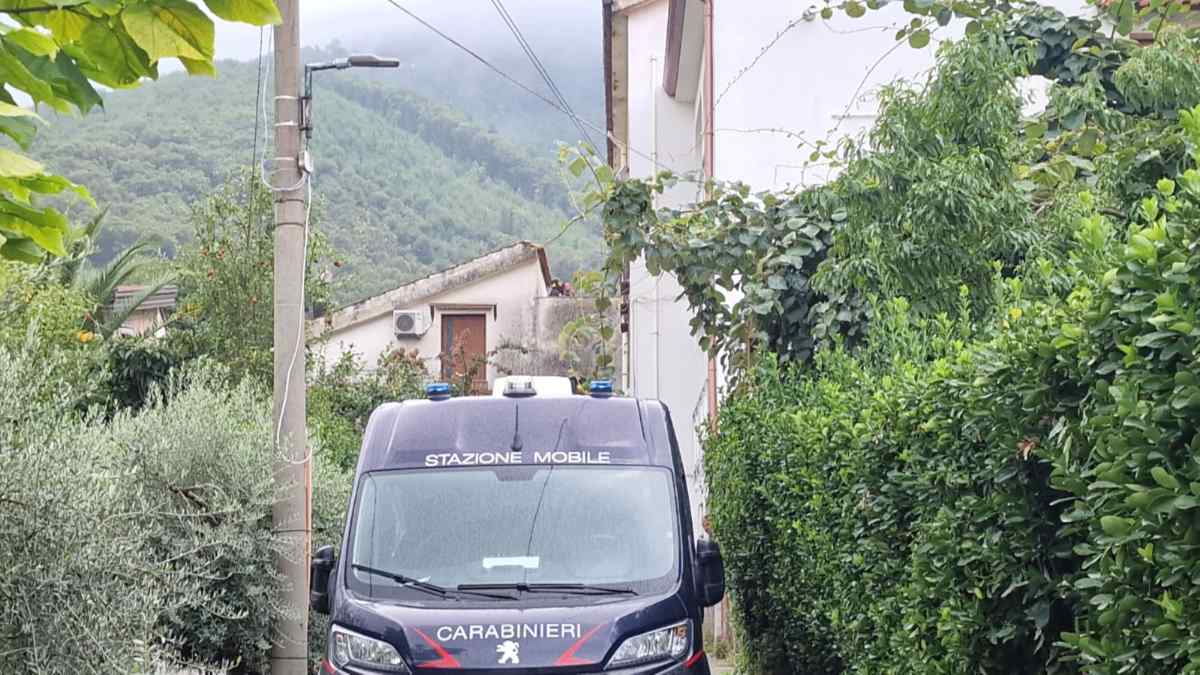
[589,380,614,398]
[426,383,451,401]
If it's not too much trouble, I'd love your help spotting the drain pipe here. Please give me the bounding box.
[704,0,718,426]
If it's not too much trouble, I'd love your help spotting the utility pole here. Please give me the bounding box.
[271,0,309,671]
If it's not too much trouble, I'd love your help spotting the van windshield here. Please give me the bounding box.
[347,466,680,600]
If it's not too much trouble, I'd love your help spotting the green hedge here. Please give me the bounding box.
[707,126,1200,673]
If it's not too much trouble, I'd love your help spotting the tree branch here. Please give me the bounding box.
[1,3,89,16]
[1,4,87,14]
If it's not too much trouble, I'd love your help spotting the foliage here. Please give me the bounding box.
[1052,155,1200,672]
[826,27,1039,319]
[308,347,427,470]
[0,257,93,350]
[0,351,302,673]
[0,346,167,674]
[599,175,849,371]
[59,209,175,338]
[0,0,280,264]
[692,14,1200,673]
[308,447,354,669]
[556,269,618,387]
[97,366,293,673]
[168,172,332,386]
[34,48,602,304]
[593,24,1056,370]
[104,336,184,411]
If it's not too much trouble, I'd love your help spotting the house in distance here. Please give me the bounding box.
[308,241,610,393]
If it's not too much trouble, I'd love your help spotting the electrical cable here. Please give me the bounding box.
[247,27,265,226]
[488,0,599,153]
[275,175,314,465]
[378,0,671,173]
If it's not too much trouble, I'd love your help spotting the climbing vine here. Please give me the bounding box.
[579,8,1200,379]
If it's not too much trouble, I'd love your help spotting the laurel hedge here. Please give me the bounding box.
[707,137,1200,673]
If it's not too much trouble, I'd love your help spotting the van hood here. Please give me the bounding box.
[336,593,690,671]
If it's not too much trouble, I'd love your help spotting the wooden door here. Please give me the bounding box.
[441,314,488,393]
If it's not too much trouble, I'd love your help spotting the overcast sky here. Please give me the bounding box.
[213,0,601,63]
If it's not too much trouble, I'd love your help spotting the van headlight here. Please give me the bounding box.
[607,621,690,667]
[331,624,410,673]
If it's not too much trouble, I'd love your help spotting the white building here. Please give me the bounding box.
[603,0,1088,642]
[604,0,952,552]
[310,241,586,393]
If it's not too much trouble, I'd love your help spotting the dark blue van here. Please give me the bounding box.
[310,379,726,674]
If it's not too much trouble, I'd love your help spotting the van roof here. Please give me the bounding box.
[358,396,679,473]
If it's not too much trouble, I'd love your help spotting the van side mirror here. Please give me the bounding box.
[310,545,336,615]
[696,538,725,607]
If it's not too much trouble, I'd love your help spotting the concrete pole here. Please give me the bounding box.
[271,0,309,671]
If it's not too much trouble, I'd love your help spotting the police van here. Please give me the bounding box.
[311,377,726,674]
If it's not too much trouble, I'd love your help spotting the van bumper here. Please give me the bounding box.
[322,653,711,675]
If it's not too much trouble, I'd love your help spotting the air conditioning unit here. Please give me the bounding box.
[393,310,430,338]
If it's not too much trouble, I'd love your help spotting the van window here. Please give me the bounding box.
[348,466,679,599]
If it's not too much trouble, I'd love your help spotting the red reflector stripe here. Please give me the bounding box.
[413,628,462,668]
[685,650,705,668]
[320,658,337,673]
[554,622,606,666]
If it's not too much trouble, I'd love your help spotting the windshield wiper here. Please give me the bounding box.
[352,565,517,600]
[457,582,637,597]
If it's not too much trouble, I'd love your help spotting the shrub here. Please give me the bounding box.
[97,369,293,672]
[0,347,171,673]
[707,147,1200,673]
[309,347,426,469]
[0,351,324,673]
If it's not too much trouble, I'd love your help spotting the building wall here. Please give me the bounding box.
[620,0,1094,543]
[314,260,547,385]
[710,0,1090,188]
[624,1,710,534]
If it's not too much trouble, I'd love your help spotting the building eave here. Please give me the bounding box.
[665,0,704,102]
[310,242,550,339]
[663,0,687,97]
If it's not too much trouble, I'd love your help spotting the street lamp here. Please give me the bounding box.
[302,54,402,140]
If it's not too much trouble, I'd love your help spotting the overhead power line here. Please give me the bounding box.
[247,26,266,228]
[487,0,599,153]
[378,0,669,172]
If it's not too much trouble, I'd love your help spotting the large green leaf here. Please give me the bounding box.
[8,41,103,113]
[69,20,155,88]
[121,0,214,62]
[203,0,281,25]
[0,234,43,262]
[22,173,93,205]
[0,100,41,148]
[41,8,93,42]
[179,55,214,76]
[0,43,67,110]
[3,27,59,57]
[0,115,38,148]
[16,217,65,254]
[0,147,43,177]
[0,199,67,256]
[0,99,41,121]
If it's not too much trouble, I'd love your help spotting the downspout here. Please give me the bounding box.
[704,0,718,426]
[603,0,632,393]
[651,55,661,400]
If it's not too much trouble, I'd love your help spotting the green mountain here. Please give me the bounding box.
[34,50,602,303]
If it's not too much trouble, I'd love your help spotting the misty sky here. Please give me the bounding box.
[213,0,602,63]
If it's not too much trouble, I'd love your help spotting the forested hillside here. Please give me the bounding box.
[34,50,601,303]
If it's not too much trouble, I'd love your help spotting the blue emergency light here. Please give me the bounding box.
[425,383,451,401]
[589,380,614,398]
